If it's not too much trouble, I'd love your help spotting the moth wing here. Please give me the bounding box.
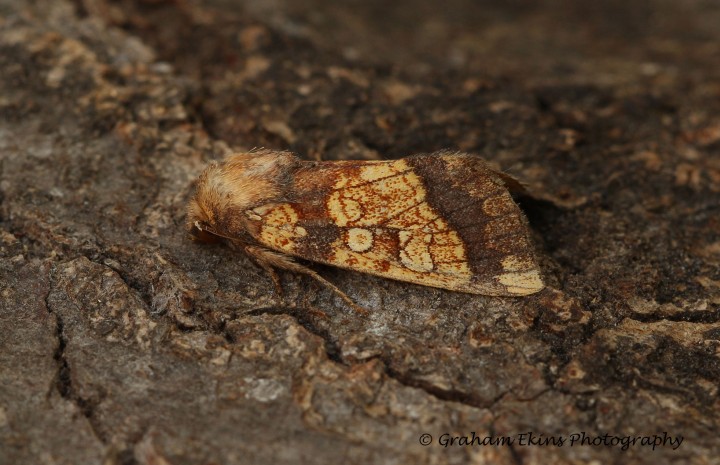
[247,156,543,296]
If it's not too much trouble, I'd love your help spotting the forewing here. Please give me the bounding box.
[246,155,543,296]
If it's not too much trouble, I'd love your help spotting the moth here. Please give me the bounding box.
[187,150,543,308]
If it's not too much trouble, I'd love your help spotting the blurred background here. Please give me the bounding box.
[213,0,720,84]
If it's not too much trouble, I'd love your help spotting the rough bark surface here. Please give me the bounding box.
[1,1,719,464]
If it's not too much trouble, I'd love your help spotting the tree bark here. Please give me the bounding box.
[1,1,718,463]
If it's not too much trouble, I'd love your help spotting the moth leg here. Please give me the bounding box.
[247,250,285,297]
[244,245,369,315]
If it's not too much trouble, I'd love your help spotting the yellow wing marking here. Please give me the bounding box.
[331,159,413,189]
[327,160,425,227]
[253,204,306,252]
[330,225,472,288]
[326,160,473,279]
[497,269,544,295]
[346,228,374,252]
[331,242,472,290]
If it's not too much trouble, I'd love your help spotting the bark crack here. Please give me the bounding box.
[383,363,514,410]
[245,306,345,364]
[46,269,109,445]
[245,305,515,410]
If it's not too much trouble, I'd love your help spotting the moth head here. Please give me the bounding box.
[186,150,298,243]
[187,181,222,243]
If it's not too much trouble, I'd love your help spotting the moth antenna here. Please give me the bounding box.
[193,222,238,242]
[195,222,364,310]
[295,266,370,316]
[244,245,369,315]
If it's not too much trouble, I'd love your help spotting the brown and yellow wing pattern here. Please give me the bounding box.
[244,155,543,296]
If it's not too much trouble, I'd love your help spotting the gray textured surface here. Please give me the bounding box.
[1,1,719,464]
